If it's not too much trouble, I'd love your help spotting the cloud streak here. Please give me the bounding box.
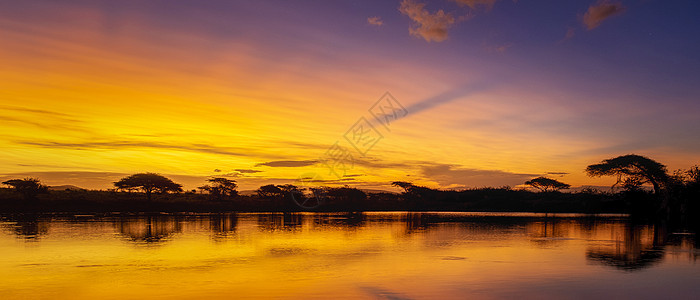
[583,0,625,30]
[17,140,255,157]
[402,81,495,116]
[235,169,262,173]
[399,0,456,42]
[255,160,319,168]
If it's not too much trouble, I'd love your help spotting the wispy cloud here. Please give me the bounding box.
[0,105,90,133]
[367,16,383,26]
[564,27,576,40]
[484,43,512,53]
[17,140,255,157]
[400,81,495,116]
[452,0,497,10]
[255,160,319,168]
[583,0,626,30]
[399,0,456,42]
[0,105,72,117]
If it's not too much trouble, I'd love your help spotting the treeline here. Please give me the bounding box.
[1,154,698,222]
[0,182,621,214]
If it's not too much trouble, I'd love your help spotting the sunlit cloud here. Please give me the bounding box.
[399,0,456,42]
[367,16,383,26]
[582,0,626,30]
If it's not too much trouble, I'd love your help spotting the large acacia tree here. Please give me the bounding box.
[114,173,182,201]
[586,154,668,195]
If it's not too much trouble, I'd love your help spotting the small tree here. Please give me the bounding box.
[198,177,238,201]
[524,177,571,192]
[2,178,48,202]
[114,173,182,201]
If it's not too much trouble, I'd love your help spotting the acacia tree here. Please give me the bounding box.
[2,178,48,202]
[256,184,283,198]
[391,181,437,203]
[524,177,571,192]
[114,173,182,201]
[198,177,238,201]
[586,154,668,195]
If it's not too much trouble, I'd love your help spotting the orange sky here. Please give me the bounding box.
[2,0,699,191]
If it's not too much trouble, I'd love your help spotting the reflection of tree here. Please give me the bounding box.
[528,217,568,247]
[2,214,49,240]
[404,212,431,234]
[209,213,238,240]
[257,213,302,231]
[116,215,182,244]
[665,233,699,262]
[311,212,366,229]
[586,224,665,271]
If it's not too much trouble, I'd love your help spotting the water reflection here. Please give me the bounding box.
[527,218,569,247]
[256,213,303,231]
[312,212,366,229]
[209,213,238,241]
[585,223,665,271]
[0,212,697,299]
[115,215,183,243]
[0,214,49,240]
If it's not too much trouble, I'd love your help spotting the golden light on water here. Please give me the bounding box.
[1,213,697,299]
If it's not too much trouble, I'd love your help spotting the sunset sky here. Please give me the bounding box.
[1,0,699,191]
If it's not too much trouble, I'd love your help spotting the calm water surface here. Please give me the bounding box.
[0,212,698,299]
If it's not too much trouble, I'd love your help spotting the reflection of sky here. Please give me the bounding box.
[0,213,698,298]
[1,0,699,190]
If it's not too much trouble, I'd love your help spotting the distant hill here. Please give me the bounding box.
[49,185,86,191]
[238,188,395,196]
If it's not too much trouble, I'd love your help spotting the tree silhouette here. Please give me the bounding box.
[198,177,238,201]
[586,154,668,195]
[391,181,415,192]
[256,184,283,198]
[524,177,571,192]
[684,165,700,186]
[2,178,48,203]
[325,186,367,208]
[114,173,182,201]
[391,181,438,205]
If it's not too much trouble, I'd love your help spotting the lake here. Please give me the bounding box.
[0,212,698,299]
